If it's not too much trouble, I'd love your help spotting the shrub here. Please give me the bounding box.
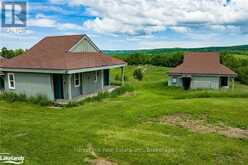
[0,92,52,106]
[110,84,135,97]
[238,66,248,84]
[115,74,120,81]
[221,54,248,85]
[133,68,143,81]
[0,92,21,102]
[111,81,122,86]
[65,85,135,107]
[29,95,52,106]
[114,74,128,81]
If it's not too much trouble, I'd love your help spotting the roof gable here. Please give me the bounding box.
[69,35,100,53]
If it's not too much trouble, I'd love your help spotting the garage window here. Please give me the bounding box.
[172,78,177,84]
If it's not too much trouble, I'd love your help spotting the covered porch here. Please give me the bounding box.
[52,66,125,101]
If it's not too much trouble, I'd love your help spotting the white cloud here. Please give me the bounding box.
[169,26,191,33]
[57,23,83,30]
[28,14,83,30]
[208,25,240,33]
[59,0,248,35]
[29,18,57,27]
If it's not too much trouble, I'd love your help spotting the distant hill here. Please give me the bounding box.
[104,45,248,56]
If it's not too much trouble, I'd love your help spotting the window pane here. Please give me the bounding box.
[10,81,14,87]
[9,75,14,81]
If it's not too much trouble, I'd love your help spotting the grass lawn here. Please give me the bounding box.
[0,65,248,165]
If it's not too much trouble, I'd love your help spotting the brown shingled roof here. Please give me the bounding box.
[0,35,126,70]
[169,52,237,76]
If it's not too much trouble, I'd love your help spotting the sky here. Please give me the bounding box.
[0,0,248,50]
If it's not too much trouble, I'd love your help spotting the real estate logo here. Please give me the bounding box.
[0,153,24,164]
[1,1,27,32]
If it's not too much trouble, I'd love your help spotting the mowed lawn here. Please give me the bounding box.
[0,65,248,165]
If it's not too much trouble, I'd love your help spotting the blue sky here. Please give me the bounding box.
[0,0,248,50]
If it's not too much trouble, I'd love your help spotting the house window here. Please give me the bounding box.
[172,77,177,84]
[74,73,80,87]
[94,71,97,82]
[8,73,15,89]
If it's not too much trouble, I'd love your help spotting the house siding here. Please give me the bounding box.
[69,70,103,98]
[4,72,54,100]
[71,73,82,98]
[191,76,220,89]
[71,39,98,53]
[168,75,220,89]
[81,71,103,96]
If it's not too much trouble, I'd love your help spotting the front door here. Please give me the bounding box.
[0,77,4,90]
[182,77,191,90]
[53,74,64,99]
[103,69,109,86]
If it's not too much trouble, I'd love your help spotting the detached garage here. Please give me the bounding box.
[168,52,237,90]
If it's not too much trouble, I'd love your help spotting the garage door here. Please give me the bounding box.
[192,80,211,89]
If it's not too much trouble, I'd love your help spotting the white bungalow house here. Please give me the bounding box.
[0,34,127,101]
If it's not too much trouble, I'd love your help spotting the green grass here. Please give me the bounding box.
[0,65,248,165]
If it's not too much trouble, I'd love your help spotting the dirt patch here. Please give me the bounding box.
[159,113,248,139]
[123,91,136,97]
[89,158,117,165]
[84,144,118,165]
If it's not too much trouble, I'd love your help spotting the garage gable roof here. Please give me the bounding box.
[169,52,237,76]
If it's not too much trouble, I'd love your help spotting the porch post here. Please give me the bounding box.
[68,74,72,100]
[101,70,104,89]
[121,67,125,86]
[232,77,235,90]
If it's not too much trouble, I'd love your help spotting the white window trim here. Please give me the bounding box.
[74,73,80,88]
[8,73,16,89]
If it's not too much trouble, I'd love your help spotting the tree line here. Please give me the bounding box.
[0,47,25,59]
[221,53,248,85]
[114,52,184,67]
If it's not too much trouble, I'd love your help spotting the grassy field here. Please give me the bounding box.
[0,65,248,165]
